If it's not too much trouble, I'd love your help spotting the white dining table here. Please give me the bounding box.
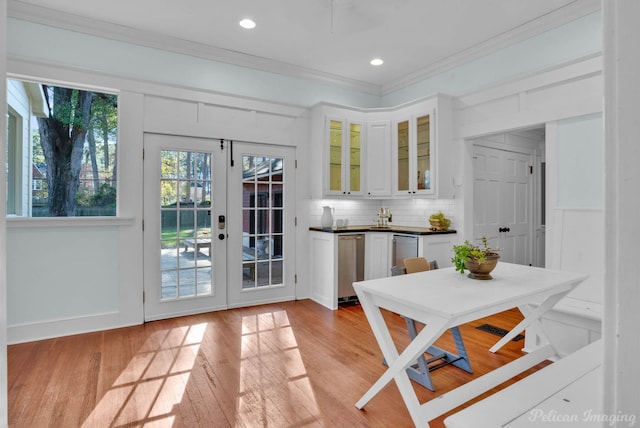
[353,262,588,427]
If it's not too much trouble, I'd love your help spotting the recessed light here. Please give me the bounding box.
[370,58,384,66]
[239,18,256,30]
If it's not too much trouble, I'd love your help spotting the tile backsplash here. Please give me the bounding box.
[310,198,457,229]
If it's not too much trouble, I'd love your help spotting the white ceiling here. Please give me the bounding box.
[8,0,599,94]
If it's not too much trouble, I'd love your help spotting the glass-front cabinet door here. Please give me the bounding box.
[326,118,363,196]
[396,119,410,193]
[416,114,432,191]
[394,112,435,196]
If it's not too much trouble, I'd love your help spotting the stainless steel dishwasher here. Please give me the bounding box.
[392,234,418,268]
[337,234,365,305]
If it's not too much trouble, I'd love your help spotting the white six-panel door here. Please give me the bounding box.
[473,145,533,265]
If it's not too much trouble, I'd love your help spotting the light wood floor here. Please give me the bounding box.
[8,299,545,427]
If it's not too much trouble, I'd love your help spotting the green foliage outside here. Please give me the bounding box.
[32,82,118,216]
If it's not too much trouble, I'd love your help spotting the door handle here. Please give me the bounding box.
[499,227,511,233]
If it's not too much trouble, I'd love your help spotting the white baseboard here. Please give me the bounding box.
[7,311,141,344]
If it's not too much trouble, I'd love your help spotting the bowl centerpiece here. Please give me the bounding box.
[451,237,500,280]
[429,211,451,231]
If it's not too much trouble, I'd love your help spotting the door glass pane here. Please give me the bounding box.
[416,115,431,190]
[160,149,213,300]
[242,154,286,289]
[329,120,342,192]
[397,120,409,191]
[349,123,361,192]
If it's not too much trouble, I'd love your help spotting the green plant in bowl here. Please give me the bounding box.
[452,237,500,279]
[428,211,451,230]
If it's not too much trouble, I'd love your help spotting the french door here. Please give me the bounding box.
[143,134,296,321]
[143,134,227,321]
[226,142,296,308]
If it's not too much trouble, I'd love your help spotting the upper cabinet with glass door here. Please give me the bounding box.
[308,95,453,200]
[392,95,454,198]
[326,118,364,196]
[395,113,434,196]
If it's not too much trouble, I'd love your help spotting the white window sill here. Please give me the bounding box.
[7,216,136,228]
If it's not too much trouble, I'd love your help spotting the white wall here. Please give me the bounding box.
[4,64,309,342]
[602,0,640,418]
[546,114,603,305]
[1,0,8,424]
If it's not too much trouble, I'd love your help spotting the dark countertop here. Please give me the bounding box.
[309,225,457,235]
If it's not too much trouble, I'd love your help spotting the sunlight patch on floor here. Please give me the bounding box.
[81,323,207,427]
[238,310,320,426]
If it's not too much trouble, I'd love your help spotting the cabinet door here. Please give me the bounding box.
[366,121,391,197]
[396,119,411,194]
[326,117,363,196]
[416,114,432,193]
[419,234,454,268]
[348,122,362,194]
[365,233,390,280]
[328,119,343,194]
[394,111,436,196]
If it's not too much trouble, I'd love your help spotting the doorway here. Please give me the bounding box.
[471,128,545,267]
[143,134,296,321]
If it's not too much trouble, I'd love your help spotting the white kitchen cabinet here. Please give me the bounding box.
[309,104,367,199]
[418,233,455,268]
[365,232,391,279]
[392,95,455,199]
[310,229,456,311]
[310,231,366,310]
[309,95,453,200]
[394,112,434,196]
[310,231,338,309]
[365,121,392,198]
[326,117,364,197]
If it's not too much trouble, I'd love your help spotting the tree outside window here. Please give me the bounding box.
[7,79,118,217]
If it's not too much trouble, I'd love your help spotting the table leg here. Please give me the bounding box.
[489,287,573,353]
[356,291,448,420]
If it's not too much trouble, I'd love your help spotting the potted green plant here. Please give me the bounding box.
[451,237,500,280]
[428,211,451,231]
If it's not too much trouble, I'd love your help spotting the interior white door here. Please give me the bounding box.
[473,145,533,265]
[226,143,296,308]
[143,134,227,321]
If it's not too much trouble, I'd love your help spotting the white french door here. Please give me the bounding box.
[473,145,533,265]
[144,135,296,320]
[143,134,227,321]
[227,143,296,308]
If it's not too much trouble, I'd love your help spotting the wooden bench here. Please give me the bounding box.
[183,238,211,255]
[444,339,602,427]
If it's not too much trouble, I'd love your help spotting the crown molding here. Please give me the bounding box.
[7,0,383,96]
[380,0,601,95]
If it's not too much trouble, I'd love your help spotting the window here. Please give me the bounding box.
[6,79,118,217]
